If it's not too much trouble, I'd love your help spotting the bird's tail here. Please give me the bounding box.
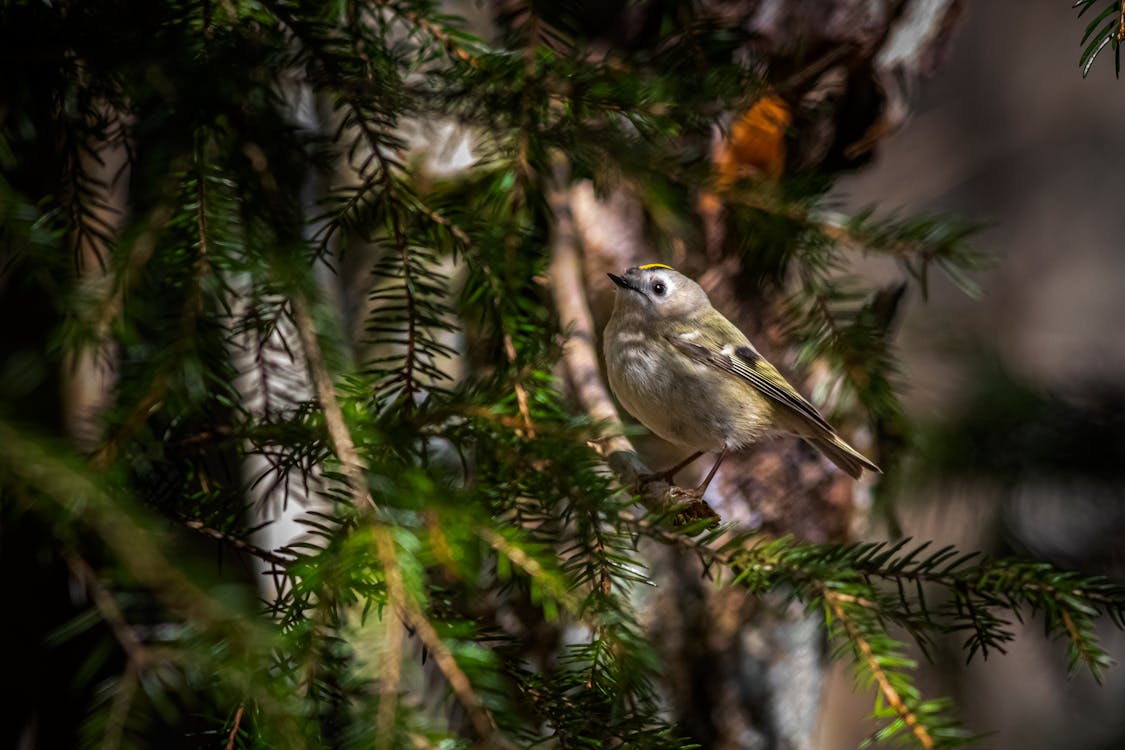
[807,432,881,479]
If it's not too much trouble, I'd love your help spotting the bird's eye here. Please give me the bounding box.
[653,282,666,296]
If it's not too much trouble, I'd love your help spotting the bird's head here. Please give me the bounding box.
[607,264,711,322]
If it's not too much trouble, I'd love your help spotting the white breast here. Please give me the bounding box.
[604,333,729,452]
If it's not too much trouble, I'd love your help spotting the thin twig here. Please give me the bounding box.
[89,195,179,339]
[477,526,581,612]
[1060,609,1100,673]
[181,518,296,569]
[100,665,138,750]
[64,549,145,750]
[825,590,935,750]
[290,295,376,511]
[375,611,405,750]
[91,375,168,469]
[225,704,245,750]
[503,333,536,437]
[64,549,149,667]
[400,597,498,741]
[374,0,481,68]
[93,170,216,469]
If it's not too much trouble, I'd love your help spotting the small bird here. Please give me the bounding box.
[604,263,880,494]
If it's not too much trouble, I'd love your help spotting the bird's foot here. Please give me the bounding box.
[636,451,705,490]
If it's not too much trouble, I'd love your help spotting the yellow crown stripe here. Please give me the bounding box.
[638,263,673,270]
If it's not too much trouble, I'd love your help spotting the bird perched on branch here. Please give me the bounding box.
[604,263,880,495]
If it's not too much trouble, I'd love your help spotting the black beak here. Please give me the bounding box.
[607,273,641,293]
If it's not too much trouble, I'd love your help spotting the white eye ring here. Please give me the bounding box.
[653,282,667,296]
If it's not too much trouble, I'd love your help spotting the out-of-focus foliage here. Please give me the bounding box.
[2,2,1124,750]
[1074,0,1124,77]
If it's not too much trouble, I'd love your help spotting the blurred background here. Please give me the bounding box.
[824,2,1125,748]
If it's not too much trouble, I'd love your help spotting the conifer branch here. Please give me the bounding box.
[825,590,935,750]
[375,0,482,68]
[400,592,503,745]
[292,292,505,743]
[478,526,581,613]
[6,429,233,633]
[1,421,309,746]
[91,373,169,469]
[1074,0,1123,77]
[290,294,375,511]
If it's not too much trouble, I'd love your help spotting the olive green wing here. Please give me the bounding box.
[667,334,833,434]
[667,328,881,477]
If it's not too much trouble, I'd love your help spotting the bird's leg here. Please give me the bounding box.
[639,450,704,487]
[692,448,729,496]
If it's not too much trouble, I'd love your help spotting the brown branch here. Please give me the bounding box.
[291,293,506,745]
[825,590,935,750]
[225,704,245,750]
[400,598,499,743]
[1060,609,1100,674]
[503,332,536,438]
[100,664,138,750]
[374,0,481,68]
[64,550,151,750]
[290,294,376,511]
[373,529,508,748]
[546,156,639,478]
[64,549,150,667]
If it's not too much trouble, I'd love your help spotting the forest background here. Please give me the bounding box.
[3,1,1125,749]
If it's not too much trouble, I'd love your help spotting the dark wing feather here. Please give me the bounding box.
[668,337,834,433]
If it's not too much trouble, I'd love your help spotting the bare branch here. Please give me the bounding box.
[181,518,297,570]
[290,294,376,511]
[225,704,245,750]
